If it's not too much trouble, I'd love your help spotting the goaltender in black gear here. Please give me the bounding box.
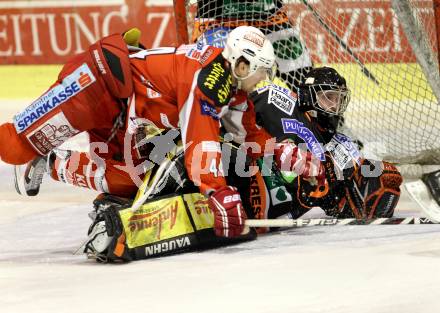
[226,67,403,223]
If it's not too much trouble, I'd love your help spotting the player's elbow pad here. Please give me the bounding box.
[0,123,37,164]
[87,34,133,99]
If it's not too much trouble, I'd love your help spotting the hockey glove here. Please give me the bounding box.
[208,186,248,238]
[274,142,325,184]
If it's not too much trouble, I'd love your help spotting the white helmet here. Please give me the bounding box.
[222,26,276,80]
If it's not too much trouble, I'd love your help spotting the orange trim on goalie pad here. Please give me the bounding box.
[114,233,126,257]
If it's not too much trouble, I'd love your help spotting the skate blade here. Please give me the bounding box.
[405,180,440,223]
[13,165,25,196]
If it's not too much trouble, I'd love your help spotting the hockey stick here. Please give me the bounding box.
[300,0,379,85]
[245,217,438,228]
[130,145,185,212]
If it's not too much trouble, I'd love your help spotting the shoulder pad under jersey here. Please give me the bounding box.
[197,53,233,107]
[253,77,290,94]
[328,132,361,165]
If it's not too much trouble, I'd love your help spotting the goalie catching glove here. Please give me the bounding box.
[208,186,248,238]
[274,141,325,184]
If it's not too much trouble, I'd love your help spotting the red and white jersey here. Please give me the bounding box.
[127,44,234,194]
[0,40,236,196]
[222,97,274,159]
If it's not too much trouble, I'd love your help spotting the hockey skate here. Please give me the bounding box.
[14,156,49,196]
[405,170,440,223]
[76,220,114,262]
[74,194,132,262]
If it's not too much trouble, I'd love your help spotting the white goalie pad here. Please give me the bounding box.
[405,180,440,223]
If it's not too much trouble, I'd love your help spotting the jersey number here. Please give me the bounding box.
[129,47,176,60]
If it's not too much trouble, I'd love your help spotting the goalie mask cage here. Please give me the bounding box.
[174,0,440,172]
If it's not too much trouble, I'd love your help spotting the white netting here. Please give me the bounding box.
[185,0,440,165]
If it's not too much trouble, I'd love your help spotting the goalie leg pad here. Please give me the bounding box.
[82,193,256,262]
[80,199,130,263]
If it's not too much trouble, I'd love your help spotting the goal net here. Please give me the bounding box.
[176,0,440,167]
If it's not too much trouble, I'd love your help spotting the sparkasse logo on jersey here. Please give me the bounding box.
[13,63,96,133]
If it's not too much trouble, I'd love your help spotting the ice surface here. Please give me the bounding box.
[1,161,440,313]
[1,100,440,313]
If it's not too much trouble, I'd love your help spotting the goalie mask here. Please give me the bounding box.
[298,67,350,116]
[222,26,276,82]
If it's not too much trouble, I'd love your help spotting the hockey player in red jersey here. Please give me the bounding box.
[0,26,276,239]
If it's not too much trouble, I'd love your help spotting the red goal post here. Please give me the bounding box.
[174,0,190,45]
[436,0,440,67]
